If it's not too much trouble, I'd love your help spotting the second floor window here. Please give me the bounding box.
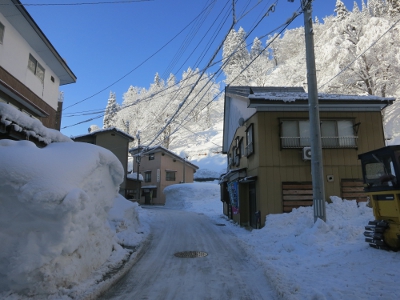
[166,171,176,181]
[280,119,358,149]
[28,54,45,82]
[0,22,5,44]
[245,124,254,157]
[144,171,152,182]
[149,154,155,160]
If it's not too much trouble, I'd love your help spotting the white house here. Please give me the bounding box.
[0,0,76,144]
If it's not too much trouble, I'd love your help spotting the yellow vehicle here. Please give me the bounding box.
[358,145,400,250]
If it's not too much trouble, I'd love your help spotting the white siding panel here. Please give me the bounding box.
[0,12,60,110]
[226,97,256,150]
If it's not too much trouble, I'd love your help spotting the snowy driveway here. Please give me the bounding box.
[100,207,277,300]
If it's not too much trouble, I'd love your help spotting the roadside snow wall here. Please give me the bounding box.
[0,140,124,296]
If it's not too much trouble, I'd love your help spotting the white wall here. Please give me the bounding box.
[225,97,256,151]
[0,12,60,110]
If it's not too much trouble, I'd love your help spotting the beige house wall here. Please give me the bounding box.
[138,150,197,205]
[95,133,130,195]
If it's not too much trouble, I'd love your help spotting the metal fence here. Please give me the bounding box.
[281,136,358,148]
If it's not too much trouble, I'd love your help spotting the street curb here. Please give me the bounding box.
[77,234,152,300]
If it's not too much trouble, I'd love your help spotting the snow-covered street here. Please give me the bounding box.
[101,206,277,300]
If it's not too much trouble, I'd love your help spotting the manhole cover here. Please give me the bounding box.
[174,251,208,258]
[215,223,226,226]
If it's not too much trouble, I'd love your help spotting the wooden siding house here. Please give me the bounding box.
[129,145,199,205]
[72,128,134,197]
[0,0,76,146]
[220,86,395,228]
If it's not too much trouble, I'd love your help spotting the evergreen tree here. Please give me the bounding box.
[103,91,119,129]
[353,1,360,13]
[388,0,400,16]
[368,0,388,17]
[335,0,349,20]
[222,27,250,85]
[248,37,271,86]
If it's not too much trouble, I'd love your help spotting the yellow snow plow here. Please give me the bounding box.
[358,146,400,250]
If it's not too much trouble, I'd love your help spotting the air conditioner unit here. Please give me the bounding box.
[302,147,312,160]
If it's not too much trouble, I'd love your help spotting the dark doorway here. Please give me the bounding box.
[249,182,257,228]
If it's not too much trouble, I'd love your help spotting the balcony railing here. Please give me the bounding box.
[281,136,358,149]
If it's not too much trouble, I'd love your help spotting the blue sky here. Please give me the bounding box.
[24,0,360,137]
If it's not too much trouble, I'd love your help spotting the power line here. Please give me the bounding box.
[161,0,218,78]
[145,20,236,147]
[319,15,400,90]
[62,0,218,111]
[13,0,152,6]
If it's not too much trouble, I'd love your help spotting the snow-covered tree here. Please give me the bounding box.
[222,27,250,85]
[103,91,119,129]
[248,37,272,86]
[388,0,400,16]
[335,0,349,20]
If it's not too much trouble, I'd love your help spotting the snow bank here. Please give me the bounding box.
[235,197,400,299]
[164,182,221,216]
[0,140,126,297]
[108,195,148,247]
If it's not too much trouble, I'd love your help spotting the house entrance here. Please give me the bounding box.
[249,182,257,228]
[142,188,157,205]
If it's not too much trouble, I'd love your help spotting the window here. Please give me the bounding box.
[245,124,254,156]
[144,171,151,182]
[149,153,155,160]
[232,137,242,166]
[365,155,397,188]
[0,22,4,44]
[28,54,45,82]
[280,119,357,149]
[239,138,244,157]
[166,171,176,181]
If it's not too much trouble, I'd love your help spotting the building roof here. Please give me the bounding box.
[72,127,134,142]
[225,86,395,112]
[1,0,76,85]
[129,145,199,170]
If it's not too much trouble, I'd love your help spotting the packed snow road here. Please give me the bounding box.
[100,206,277,300]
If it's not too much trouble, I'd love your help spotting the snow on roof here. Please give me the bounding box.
[72,126,134,141]
[0,102,72,144]
[130,145,199,170]
[250,91,396,102]
[127,172,144,181]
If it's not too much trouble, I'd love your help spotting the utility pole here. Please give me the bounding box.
[182,151,189,183]
[290,0,326,222]
[302,0,326,222]
[136,131,141,202]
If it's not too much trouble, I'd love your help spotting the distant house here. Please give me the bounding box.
[125,172,143,201]
[0,0,76,146]
[221,86,395,228]
[72,128,134,197]
[129,145,199,205]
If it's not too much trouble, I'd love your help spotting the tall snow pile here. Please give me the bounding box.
[0,140,134,297]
